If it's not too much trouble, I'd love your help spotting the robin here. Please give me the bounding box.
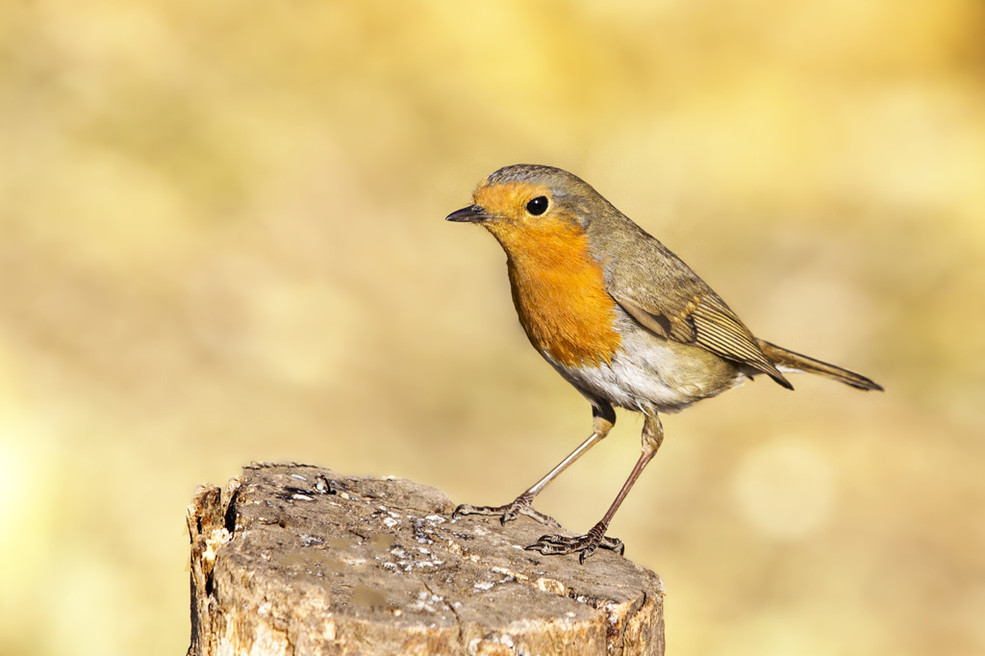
[446,164,882,562]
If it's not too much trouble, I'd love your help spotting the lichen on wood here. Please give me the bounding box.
[187,462,664,655]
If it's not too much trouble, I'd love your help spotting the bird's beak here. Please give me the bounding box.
[445,204,489,223]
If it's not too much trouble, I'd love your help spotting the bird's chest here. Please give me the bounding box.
[505,241,621,368]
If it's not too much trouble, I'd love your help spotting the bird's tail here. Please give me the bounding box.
[757,339,883,391]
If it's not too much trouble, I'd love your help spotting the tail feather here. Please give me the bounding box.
[757,339,883,392]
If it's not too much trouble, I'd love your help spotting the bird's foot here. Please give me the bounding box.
[453,492,561,528]
[525,521,624,563]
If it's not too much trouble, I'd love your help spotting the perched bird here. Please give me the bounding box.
[446,164,882,562]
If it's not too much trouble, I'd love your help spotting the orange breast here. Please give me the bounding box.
[494,220,622,368]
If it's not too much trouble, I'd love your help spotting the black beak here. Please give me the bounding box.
[445,205,489,223]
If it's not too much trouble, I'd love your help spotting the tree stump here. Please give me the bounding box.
[186,463,665,655]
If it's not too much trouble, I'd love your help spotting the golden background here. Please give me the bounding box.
[2,1,983,654]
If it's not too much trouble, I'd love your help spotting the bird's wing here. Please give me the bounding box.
[603,237,792,389]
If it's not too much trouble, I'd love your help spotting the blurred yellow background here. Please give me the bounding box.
[2,1,983,654]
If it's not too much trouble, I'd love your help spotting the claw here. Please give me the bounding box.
[601,535,625,556]
[524,521,623,562]
[451,504,473,520]
[452,493,562,528]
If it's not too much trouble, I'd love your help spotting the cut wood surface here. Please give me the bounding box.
[187,463,665,655]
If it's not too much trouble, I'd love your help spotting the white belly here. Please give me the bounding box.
[547,321,748,414]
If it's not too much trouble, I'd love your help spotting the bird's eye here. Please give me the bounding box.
[526,196,549,216]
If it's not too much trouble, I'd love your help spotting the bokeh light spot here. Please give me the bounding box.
[732,437,837,540]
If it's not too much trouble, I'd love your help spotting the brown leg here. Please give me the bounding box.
[453,402,615,528]
[527,411,664,562]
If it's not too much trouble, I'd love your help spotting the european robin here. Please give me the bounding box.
[446,164,883,562]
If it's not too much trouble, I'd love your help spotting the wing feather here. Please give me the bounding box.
[599,226,792,389]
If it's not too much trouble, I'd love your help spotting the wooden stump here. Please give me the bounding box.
[187,463,665,655]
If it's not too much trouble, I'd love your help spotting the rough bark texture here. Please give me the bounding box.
[187,463,665,655]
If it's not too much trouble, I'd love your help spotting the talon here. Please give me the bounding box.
[500,506,519,525]
[578,544,597,564]
[451,494,561,528]
[452,503,482,519]
[522,522,622,561]
[525,534,568,555]
[601,535,625,555]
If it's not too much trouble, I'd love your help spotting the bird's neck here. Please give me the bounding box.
[491,223,621,368]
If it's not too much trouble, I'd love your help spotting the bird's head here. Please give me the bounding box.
[445,164,604,252]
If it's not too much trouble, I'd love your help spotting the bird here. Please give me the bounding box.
[446,164,882,562]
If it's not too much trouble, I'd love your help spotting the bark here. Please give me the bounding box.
[187,462,664,655]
